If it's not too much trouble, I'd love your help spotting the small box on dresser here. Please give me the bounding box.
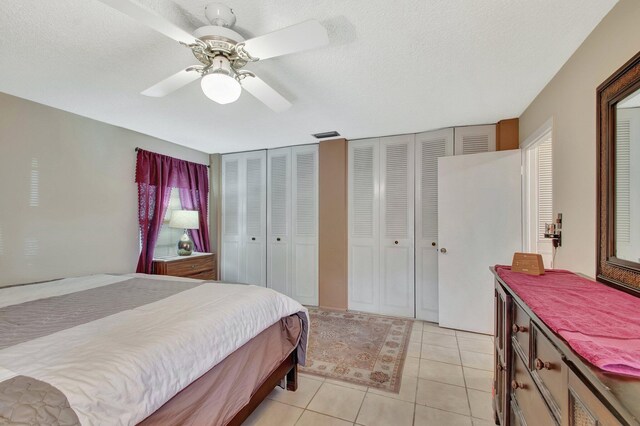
[152,252,217,280]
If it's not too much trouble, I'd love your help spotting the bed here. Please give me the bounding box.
[0,274,309,425]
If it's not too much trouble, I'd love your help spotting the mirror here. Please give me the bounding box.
[597,50,640,292]
[614,87,640,264]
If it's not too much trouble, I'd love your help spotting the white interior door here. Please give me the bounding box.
[438,150,521,333]
[292,145,319,306]
[221,154,243,283]
[379,135,415,317]
[267,148,291,295]
[415,129,454,322]
[242,151,267,286]
[454,125,496,155]
[348,138,380,313]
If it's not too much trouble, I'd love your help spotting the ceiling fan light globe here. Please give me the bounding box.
[201,73,242,104]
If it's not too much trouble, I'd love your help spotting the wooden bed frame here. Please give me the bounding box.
[227,352,298,426]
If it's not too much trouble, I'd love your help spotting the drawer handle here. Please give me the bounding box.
[251,237,256,241]
[512,324,528,333]
[511,380,526,390]
[276,237,281,242]
[497,363,505,372]
[394,240,399,245]
[534,358,553,371]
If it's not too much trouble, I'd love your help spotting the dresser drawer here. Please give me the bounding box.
[164,255,213,276]
[189,271,216,280]
[531,325,565,420]
[512,350,556,426]
[568,370,623,426]
[512,301,531,362]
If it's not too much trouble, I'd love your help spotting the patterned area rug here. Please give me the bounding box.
[300,308,413,393]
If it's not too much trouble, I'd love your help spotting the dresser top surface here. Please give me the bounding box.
[491,266,640,425]
[153,252,213,262]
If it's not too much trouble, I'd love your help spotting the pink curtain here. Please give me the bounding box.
[135,149,210,273]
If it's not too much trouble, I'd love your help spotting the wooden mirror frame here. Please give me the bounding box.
[597,50,640,293]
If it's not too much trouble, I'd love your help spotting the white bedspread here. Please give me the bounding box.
[0,274,307,425]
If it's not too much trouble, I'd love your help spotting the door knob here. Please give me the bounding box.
[440,248,447,253]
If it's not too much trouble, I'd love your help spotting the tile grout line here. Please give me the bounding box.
[456,332,474,419]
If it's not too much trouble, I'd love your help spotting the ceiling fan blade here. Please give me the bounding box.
[242,20,329,61]
[141,68,200,97]
[97,0,198,44]
[241,76,292,112]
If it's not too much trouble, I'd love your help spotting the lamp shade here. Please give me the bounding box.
[169,210,199,229]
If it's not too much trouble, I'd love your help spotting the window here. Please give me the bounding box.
[523,123,554,268]
[154,189,185,258]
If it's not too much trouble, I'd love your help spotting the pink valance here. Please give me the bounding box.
[135,149,209,190]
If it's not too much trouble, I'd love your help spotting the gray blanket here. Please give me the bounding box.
[0,376,80,425]
[0,277,203,425]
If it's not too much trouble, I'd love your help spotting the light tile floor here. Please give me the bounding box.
[243,320,495,426]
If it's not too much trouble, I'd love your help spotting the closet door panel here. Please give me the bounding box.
[379,135,414,317]
[267,148,291,296]
[243,151,267,286]
[454,125,496,155]
[348,139,380,313]
[221,155,243,283]
[291,145,319,305]
[415,129,454,321]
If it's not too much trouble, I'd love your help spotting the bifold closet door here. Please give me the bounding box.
[348,139,380,313]
[221,151,266,286]
[221,154,243,283]
[291,145,319,306]
[379,135,415,317]
[454,125,496,155]
[243,151,267,286]
[267,148,292,296]
[415,129,454,322]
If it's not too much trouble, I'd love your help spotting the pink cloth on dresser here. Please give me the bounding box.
[495,266,640,377]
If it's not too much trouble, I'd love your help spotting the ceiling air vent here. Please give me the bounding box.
[312,131,341,139]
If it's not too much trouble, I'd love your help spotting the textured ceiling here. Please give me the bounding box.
[0,0,618,154]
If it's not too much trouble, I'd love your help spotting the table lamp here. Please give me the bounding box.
[169,210,199,256]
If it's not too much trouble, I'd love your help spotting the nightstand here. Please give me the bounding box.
[151,252,217,280]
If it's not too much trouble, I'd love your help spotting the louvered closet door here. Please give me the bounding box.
[267,148,291,296]
[379,135,415,317]
[415,129,454,321]
[348,139,380,313]
[221,154,243,283]
[243,151,267,286]
[291,145,319,306]
[454,125,496,155]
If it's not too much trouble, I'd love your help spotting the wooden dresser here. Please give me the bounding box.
[152,252,217,280]
[491,267,640,426]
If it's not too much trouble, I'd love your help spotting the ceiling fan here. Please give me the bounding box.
[98,0,330,112]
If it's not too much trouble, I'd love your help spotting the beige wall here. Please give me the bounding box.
[318,139,348,310]
[519,0,640,277]
[0,92,209,286]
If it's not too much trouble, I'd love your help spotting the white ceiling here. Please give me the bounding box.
[0,0,618,154]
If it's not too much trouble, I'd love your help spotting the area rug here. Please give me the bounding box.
[300,308,413,393]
